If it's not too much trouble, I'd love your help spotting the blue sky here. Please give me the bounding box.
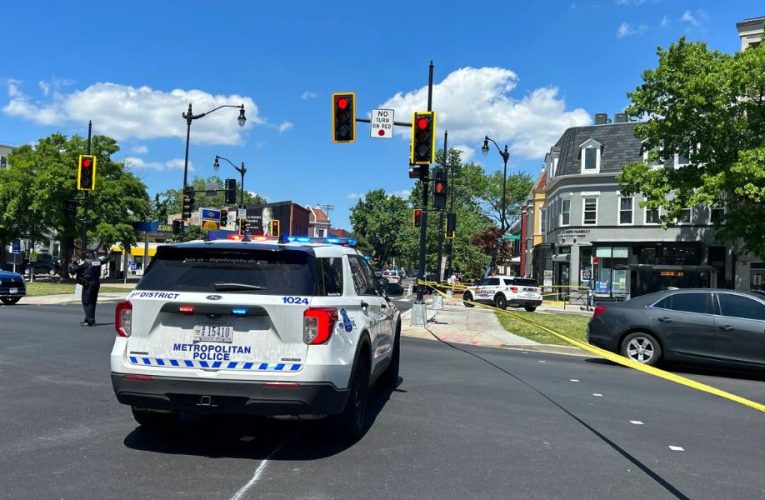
[1,1,761,229]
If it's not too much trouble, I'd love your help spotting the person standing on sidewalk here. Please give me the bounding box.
[69,249,107,326]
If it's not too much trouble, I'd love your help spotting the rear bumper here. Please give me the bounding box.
[508,298,543,307]
[586,318,619,352]
[111,373,350,416]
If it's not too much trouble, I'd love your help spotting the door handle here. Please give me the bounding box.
[361,301,368,311]
[718,325,734,332]
[658,317,672,323]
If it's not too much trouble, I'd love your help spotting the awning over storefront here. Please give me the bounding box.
[110,245,158,257]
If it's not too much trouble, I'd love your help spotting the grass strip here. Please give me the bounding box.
[25,282,131,297]
[496,311,590,346]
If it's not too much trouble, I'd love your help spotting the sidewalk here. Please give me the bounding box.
[23,291,130,305]
[401,293,587,356]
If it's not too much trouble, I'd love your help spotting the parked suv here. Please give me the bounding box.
[23,255,63,278]
[462,275,543,312]
[110,237,402,439]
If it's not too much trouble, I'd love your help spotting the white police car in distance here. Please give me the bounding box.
[462,275,543,312]
[111,236,402,439]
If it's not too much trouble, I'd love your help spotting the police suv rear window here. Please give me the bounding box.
[510,279,538,287]
[137,247,340,296]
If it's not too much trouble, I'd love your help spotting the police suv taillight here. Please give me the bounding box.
[303,308,338,345]
[115,300,133,337]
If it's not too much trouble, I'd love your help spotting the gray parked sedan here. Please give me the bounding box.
[587,289,765,368]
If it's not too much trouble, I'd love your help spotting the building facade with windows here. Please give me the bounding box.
[736,16,763,50]
[306,205,331,238]
[540,117,730,300]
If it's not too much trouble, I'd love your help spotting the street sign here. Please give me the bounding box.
[370,109,394,139]
[202,220,220,231]
[238,207,247,220]
[501,234,520,241]
[199,208,221,230]
[11,240,20,254]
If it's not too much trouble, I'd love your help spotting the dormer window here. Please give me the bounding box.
[579,139,602,174]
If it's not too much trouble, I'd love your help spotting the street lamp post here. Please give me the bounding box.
[180,102,246,239]
[213,155,247,205]
[481,136,510,233]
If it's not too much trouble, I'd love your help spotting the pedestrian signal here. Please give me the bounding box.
[446,212,456,239]
[332,92,356,143]
[77,155,97,191]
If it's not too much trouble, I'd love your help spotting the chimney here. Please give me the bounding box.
[615,112,628,123]
[594,113,609,125]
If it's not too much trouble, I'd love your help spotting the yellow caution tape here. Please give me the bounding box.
[430,287,765,414]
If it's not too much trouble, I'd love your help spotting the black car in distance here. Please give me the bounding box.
[588,289,765,368]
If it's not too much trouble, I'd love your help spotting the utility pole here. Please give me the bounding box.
[435,130,447,282]
[415,62,434,302]
[80,120,92,253]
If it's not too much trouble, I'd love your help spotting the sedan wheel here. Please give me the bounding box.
[620,332,662,366]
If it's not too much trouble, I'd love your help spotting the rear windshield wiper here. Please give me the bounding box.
[214,282,267,291]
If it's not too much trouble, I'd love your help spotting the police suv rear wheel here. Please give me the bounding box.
[1,297,20,305]
[525,306,537,312]
[463,292,475,307]
[494,294,508,310]
[331,352,370,440]
[131,406,179,429]
[382,329,400,388]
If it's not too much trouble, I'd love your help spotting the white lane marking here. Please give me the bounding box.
[570,379,579,383]
[630,420,644,425]
[669,445,684,451]
[239,436,255,442]
[230,439,288,500]
[538,360,546,364]
[592,393,603,397]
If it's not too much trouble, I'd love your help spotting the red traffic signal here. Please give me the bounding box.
[77,155,97,191]
[432,167,447,210]
[413,209,423,228]
[332,92,356,143]
[410,111,436,165]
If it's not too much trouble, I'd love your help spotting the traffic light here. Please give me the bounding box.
[225,178,237,204]
[410,111,436,165]
[270,219,280,237]
[432,167,447,210]
[446,212,456,239]
[172,219,182,235]
[182,187,195,220]
[220,209,228,227]
[77,155,97,191]
[413,209,423,228]
[332,92,356,143]
[64,199,77,220]
[239,218,249,235]
[408,164,428,180]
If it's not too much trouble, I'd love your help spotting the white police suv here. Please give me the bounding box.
[111,236,402,439]
[462,275,543,312]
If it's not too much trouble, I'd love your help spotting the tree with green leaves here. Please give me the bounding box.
[618,38,765,259]
[1,133,149,270]
[349,189,411,269]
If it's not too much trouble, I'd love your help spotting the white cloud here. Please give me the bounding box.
[131,145,149,154]
[301,91,317,100]
[617,22,647,38]
[277,121,293,133]
[3,82,262,145]
[38,81,50,97]
[379,67,590,159]
[616,0,648,5]
[347,192,365,200]
[680,10,699,26]
[124,156,192,171]
[452,144,475,163]
[390,189,411,199]
[660,16,669,28]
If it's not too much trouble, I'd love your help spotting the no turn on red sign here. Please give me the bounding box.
[370,109,394,139]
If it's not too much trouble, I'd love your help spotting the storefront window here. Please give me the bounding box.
[594,246,629,298]
[579,246,593,288]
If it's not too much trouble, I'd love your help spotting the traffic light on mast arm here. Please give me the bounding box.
[332,92,356,143]
[432,167,447,210]
[413,209,423,228]
[77,155,97,191]
[446,212,456,239]
[224,178,237,204]
[410,111,436,165]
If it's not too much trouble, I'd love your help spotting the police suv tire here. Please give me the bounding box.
[463,292,475,308]
[131,406,179,429]
[382,327,400,388]
[1,297,20,305]
[524,306,537,312]
[494,294,508,310]
[331,350,370,441]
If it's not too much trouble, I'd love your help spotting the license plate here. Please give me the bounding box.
[522,293,536,299]
[193,324,234,343]
[9,287,18,294]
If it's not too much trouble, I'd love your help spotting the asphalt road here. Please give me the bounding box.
[2,303,765,499]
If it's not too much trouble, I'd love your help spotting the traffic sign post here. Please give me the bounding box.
[501,234,520,242]
[199,207,221,232]
[370,109,394,139]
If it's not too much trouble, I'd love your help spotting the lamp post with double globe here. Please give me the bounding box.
[180,103,246,238]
